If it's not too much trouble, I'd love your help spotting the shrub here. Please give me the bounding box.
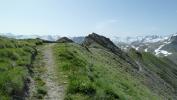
[37,86,47,95]
[68,76,96,96]
[105,89,119,99]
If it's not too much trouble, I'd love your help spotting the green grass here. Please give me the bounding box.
[30,47,47,99]
[34,75,47,99]
[128,48,177,99]
[53,43,160,100]
[0,36,43,99]
[141,52,177,90]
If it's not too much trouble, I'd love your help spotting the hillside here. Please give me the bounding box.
[54,43,158,100]
[1,33,177,100]
[53,33,177,100]
[0,36,42,99]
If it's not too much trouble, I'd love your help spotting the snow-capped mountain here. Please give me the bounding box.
[114,33,177,64]
[0,33,86,43]
[0,33,61,41]
[112,35,168,44]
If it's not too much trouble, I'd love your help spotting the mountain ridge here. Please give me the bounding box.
[1,33,177,99]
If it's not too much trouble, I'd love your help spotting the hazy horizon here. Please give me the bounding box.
[0,0,177,37]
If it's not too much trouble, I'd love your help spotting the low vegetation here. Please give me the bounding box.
[0,37,43,99]
[30,48,47,99]
[53,43,160,100]
[1,33,177,100]
[128,48,177,99]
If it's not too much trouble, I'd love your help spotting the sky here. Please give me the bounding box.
[0,0,177,37]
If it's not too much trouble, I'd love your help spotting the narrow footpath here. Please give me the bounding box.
[42,44,64,100]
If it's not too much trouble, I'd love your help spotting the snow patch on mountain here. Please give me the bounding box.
[144,48,148,52]
[155,49,172,56]
[131,45,139,50]
[154,41,172,56]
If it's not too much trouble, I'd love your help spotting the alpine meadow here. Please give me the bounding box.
[1,0,177,100]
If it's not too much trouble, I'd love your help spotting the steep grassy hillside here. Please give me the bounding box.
[0,36,42,99]
[54,43,161,100]
[128,49,177,99]
[53,33,177,100]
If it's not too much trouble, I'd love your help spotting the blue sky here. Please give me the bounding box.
[0,0,177,37]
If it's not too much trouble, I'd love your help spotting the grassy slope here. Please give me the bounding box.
[128,49,177,99]
[53,43,161,100]
[0,37,42,99]
[142,53,177,87]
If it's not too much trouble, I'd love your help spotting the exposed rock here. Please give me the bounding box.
[82,33,139,70]
[82,33,122,54]
[57,37,73,43]
[82,33,129,57]
[170,35,177,44]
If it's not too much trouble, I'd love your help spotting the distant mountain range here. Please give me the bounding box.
[0,33,86,44]
[114,33,177,64]
[1,32,177,58]
[0,33,61,41]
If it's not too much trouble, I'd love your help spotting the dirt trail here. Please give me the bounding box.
[42,44,64,100]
